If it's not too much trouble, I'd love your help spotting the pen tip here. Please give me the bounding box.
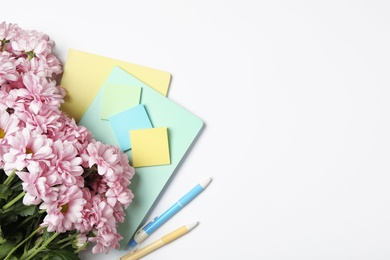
[128,239,137,248]
[187,221,200,231]
[201,177,213,188]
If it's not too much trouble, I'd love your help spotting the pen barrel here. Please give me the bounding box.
[138,183,205,241]
[121,240,163,260]
[161,226,189,244]
[145,203,182,234]
[178,184,203,206]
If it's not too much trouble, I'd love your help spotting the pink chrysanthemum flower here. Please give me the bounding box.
[0,146,7,168]
[72,124,95,155]
[51,139,84,187]
[119,152,135,186]
[45,53,62,75]
[105,180,134,208]
[0,109,20,144]
[81,142,121,180]
[74,233,88,250]
[0,53,19,86]
[91,197,116,230]
[40,185,86,233]
[3,90,31,122]
[75,188,95,233]
[11,29,49,59]
[89,175,109,195]
[3,128,54,173]
[0,22,20,41]
[18,105,61,135]
[17,55,62,79]
[0,88,26,113]
[77,196,121,254]
[17,56,48,78]
[0,21,21,52]
[50,115,94,154]
[16,72,64,114]
[89,225,122,254]
[112,203,127,223]
[16,161,59,205]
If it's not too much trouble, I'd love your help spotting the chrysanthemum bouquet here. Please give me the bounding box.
[0,22,134,259]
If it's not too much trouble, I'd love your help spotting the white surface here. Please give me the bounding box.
[3,1,390,259]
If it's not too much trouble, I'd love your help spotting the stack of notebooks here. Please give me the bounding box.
[60,49,204,249]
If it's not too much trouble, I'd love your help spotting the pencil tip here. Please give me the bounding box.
[201,177,213,188]
[187,221,200,231]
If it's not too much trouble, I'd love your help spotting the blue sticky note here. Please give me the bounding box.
[109,104,153,151]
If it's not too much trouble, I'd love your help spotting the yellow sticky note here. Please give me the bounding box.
[60,49,171,122]
[130,127,170,167]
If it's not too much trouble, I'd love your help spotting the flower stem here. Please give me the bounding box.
[55,232,78,248]
[23,231,60,260]
[56,235,74,245]
[59,241,72,249]
[4,226,43,260]
[83,164,97,179]
[1,39,9,52]
[11,210,44,233]
[2,191,26,210]
[4,169,17,186]
[74,241,90,254]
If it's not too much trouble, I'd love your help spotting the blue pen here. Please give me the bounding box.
[128,177,212,248]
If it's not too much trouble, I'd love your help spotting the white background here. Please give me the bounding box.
[3,1,390,259]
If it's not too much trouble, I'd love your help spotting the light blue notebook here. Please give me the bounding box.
[79,66,204,249]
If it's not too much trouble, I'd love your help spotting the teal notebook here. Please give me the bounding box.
[79,66,204,249]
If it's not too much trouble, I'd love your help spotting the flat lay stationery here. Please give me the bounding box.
[75,65,205,249]
[0,19,210,259]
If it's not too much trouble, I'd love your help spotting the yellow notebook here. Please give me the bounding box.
[60,49,171,122]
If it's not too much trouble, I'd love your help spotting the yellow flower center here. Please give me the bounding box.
[61,203,69,214]
[26,148,34,155]
[0,128,4,138]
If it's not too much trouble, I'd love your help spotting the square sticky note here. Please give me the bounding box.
[109,104,153,151]
[130,127,170,167]
[101,83,141,120]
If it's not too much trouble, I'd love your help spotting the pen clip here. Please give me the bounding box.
[135,216,157,237]
[143,216,158,229]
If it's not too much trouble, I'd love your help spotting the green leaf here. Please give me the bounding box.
[1,199,24,214]
[0,225,6,244]
[0,184,13,200]
[32,249,81,260]
[0,238,17,258]
[14,204,38,217]
[8,232,23,244]
[1,213,18,224]
[0,184,10,193]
